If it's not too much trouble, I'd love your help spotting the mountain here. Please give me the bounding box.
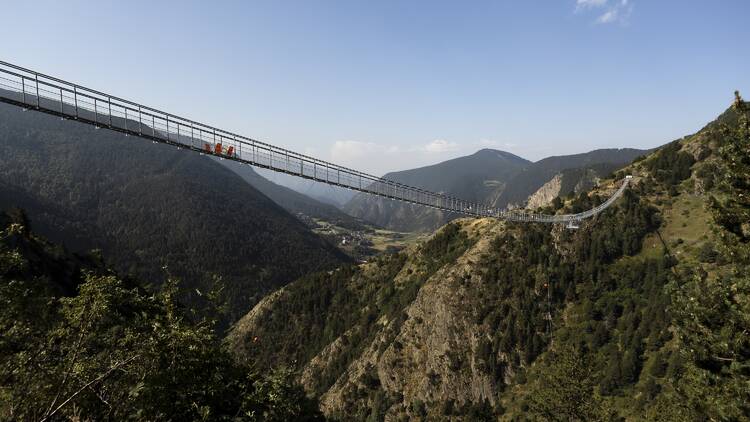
[343,149,531,232]
[497,148,649,208]
[343,148,646,233]
[0,102,349,324]
[227,97,750,420]
[219,160,368,231]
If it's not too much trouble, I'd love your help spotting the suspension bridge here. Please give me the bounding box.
[0,60,631,225]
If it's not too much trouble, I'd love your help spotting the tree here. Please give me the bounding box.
[526,345,615,421]
[0,217,323,421]
[667,93,750,420]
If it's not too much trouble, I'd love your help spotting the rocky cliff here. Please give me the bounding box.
[525,174,563,209]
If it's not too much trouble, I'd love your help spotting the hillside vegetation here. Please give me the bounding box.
[0,103,348,325]
[228,95,750,420]
[0,209,323,421]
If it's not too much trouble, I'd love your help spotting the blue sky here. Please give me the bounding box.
[1,0,748,175]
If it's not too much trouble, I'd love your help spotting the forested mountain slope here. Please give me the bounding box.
[228,95,750,420]
[0,209,323,421]
[343,148,645,233]
[0,103,348,324]
[344,149,530,232]
[498,148,648,208]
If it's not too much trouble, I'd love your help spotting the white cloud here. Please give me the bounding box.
[329,140,405,173]
[597,9,617,23]
[330,139,460,164]
[576,0,633,25]
[576,0,607,10]
[330,140,380,162]
[422,139,459,154]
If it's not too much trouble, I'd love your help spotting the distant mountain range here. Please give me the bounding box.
[0,102,348,325]
[342,149,529,232]
[343,147,648,232]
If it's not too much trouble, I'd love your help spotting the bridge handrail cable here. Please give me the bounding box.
[0,60,630,224]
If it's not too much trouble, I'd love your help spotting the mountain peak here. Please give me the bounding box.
[472,148,529,163]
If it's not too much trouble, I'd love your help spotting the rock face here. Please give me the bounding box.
[525,168,602,209]
[526,174,563,209]
[318,219,504,417]
[231,185,656,420]
[227,166,667,420]
[229,219,512,419]
[496,148,648,208]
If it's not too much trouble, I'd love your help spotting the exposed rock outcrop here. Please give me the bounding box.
[525,174,562,209]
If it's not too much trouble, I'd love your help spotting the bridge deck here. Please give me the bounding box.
[0,60,629,224]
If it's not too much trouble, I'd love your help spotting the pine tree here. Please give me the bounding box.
[0,219,323,421]
[526,345,614,421]
[667,92,750,420]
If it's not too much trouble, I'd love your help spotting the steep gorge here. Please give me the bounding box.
[228,99,749,420]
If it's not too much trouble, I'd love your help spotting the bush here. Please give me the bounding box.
[0,218,323,421]
[645,141,696,186]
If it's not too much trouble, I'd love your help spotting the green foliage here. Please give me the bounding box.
[229,222,476,412]
[710,94,750,243]
[472,189,662,392]
[238,180,669,420]
[666,95,750,420]
[0,215,322,421]
[242,367,323,421]
[574,189,661,262]
[551,195,564,211]
[526,345,615,421]
[228,98,747,420]
[419,221,474,274]
[0,104,348,328]
[644,140,696,186]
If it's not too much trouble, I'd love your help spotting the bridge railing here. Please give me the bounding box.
[0,60,488,215]
[0,60,630,224]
